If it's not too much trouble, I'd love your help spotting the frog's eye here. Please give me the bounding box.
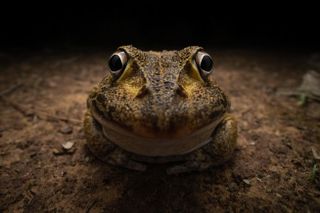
[195,51,214,79]
[108,51,128,78]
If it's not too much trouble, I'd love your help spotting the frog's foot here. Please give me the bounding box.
[104,148,147,172]
[167,115,237,175]
[84,112,147,172]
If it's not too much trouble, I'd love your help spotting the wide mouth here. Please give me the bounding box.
[90,100,223,156]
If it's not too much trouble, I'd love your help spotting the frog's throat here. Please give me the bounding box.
[90,105,223,157]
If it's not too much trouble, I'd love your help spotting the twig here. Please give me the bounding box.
[276,89,300,97]
[1,97,82,125]
[0,126,12,132]
[86,199,98,213]
[0,83,22,97]
[0,96,34,117]
[36,111,82,125]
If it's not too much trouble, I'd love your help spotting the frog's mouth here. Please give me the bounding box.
[90,101,223,157]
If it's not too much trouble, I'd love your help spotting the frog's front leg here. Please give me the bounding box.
[84,112,147,171]
[167,115,237,175]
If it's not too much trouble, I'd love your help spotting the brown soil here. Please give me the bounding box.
[1,48,319,212]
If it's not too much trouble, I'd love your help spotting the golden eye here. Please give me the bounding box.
[195,51,214,79]
[108,51,128,78]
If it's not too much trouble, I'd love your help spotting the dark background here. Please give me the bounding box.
[1,4,319,51]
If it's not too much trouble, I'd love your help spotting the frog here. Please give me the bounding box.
[84,45,237,174]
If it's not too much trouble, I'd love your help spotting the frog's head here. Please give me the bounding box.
[88,45,230,156]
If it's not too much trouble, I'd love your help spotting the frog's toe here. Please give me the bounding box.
[107,148,147,172]
[108,158,147,172]
[166,161,211,175]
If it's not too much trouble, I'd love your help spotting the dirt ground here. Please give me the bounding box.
[0,47,319,212]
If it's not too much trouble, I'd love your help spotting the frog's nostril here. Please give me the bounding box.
[176,84,188,98]
[135,85,149,98]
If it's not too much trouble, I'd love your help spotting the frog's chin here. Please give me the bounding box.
[100,123,216,157]
[91,109,222,157]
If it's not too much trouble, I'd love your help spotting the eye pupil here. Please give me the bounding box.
[109,55,123,71]
[200,55,213,71]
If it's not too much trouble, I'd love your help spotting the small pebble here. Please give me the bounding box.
[85,156,91,162]
[52,148,62,155]
[228,182,238,192]
[59,125,73,134]
[62,141,74,150]
[243,179,251,185]
[266,188,272,193]
[311,147,320,160]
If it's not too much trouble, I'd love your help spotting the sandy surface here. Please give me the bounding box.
[0,48,319,212]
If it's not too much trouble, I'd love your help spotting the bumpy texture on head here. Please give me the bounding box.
[87,45,230,138]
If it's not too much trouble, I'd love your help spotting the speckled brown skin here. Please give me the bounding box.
[84,45,237,174]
